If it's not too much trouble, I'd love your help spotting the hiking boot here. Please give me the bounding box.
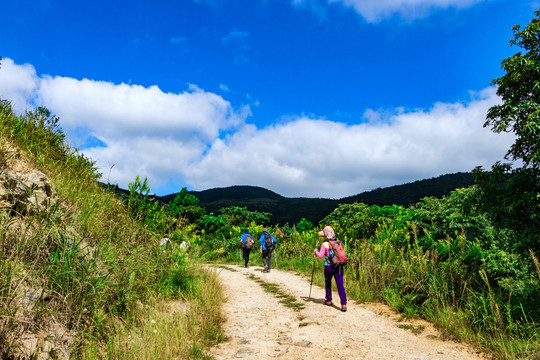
[263,265,268,272]
[341,305,347,312]
[324,300,332,306]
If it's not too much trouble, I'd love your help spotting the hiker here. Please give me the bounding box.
[160,234,171,247]
[259,228,276,273]
[314,225,348,312]
[179,240,192,252]
[240,229,254,267]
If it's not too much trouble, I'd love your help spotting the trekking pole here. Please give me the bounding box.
[274,246,278,269]
[308,255,316,300]
[239,241,242,266]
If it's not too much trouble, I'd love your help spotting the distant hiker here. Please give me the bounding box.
[240,229,254,267]
[314,225,348,312]
[259,228,277,273]
[160,234,171,247]
[179,240,192,252]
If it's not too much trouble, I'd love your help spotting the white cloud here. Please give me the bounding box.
[83,136,207,192]
[36,78,241,142]
[34,76,249,191]
[220,84,230,93]
[0,58,250,193]
[186,87,513,198]
[0,57,513,199]
[296,0,484,22]
[0,58,39,113]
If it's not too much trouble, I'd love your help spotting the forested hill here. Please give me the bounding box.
[340,172,475,206]
[158,172,475,225]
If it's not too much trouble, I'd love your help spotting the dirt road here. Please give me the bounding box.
[208,264,486,360]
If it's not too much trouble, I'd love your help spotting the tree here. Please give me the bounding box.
[220,206,270,227]
[168,187,204,224]
[169,188,199,210]
[476,10,540,256]
[295,218,313,233]
[485,9,540,169]
[127,175,151,218]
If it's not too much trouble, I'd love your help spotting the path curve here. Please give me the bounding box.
[208,264,486,360]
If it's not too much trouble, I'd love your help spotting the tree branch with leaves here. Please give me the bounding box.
[485,9,540,169]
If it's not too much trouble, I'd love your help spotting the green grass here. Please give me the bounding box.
[247,274,305,311]
[397,323,426,335]
[83,267,225,360]
[0,100,227,359]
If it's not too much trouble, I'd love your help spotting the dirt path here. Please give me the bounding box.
[208,264,487,360]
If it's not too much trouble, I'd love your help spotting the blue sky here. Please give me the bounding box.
[0,0,535,198]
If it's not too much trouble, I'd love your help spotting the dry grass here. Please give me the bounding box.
[83,267,225,360]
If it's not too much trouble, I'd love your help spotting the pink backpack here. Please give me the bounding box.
[327,239,348,266]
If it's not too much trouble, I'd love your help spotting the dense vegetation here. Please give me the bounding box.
[1,9,539,360]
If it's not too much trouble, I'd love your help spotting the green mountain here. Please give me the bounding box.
[158,172,475,225]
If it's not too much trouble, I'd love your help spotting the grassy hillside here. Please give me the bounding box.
[0,102,224,358]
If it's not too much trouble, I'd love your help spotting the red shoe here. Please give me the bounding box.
[324,300,332,306]
[341,305,347,312]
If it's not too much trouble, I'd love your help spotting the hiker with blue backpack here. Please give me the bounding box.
[314,225,348,312]
[239,228,254,268]
[259,228,277,273]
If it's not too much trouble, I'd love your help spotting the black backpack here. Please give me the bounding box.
[264,232,274,248]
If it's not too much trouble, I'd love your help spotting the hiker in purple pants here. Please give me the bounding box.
[314,225,348,312]
[324,265,347,307]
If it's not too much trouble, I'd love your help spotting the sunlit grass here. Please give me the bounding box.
[247,274,305,311]
[83,267,224,360]
[0,101,228,358]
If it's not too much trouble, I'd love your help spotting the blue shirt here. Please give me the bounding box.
[259,232,276,250]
